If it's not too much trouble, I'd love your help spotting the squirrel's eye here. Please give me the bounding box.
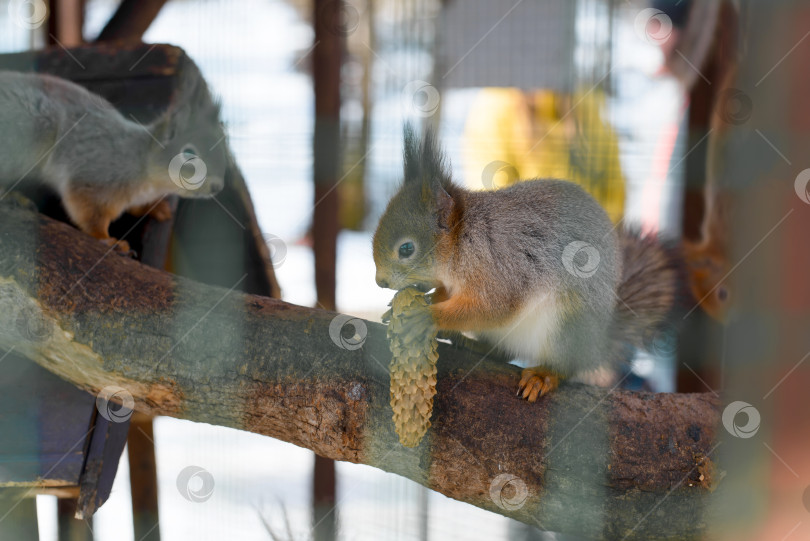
[398,241,415,259]
[182,145,198,157]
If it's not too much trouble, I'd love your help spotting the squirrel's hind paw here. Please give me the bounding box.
[100,237,136,258]
[518,368,559,402]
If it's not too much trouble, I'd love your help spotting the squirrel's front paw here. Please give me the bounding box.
[518,367,559,402]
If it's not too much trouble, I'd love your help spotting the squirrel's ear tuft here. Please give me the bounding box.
[421,128,448,185]
[402,123,451,188]
[403,123,421,184]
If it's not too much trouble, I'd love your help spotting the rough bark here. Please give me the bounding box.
[0,201,721,540]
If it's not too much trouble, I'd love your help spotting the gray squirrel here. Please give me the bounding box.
[373,126,684,400]
[0,70,227,252]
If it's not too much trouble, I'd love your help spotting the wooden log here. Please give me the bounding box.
[0,201,720,540]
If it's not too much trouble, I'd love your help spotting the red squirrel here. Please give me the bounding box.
[373,126,685,400]
[0,70,227,252]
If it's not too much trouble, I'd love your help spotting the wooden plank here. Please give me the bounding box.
[75,411,130,519]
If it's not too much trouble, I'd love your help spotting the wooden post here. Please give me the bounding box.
[312,0,343,313]
[312,2,344,538]
[47,0,84,47]
[57,498,92,541]
[127,413,160,541]
[0,491,39,541]
[95,0,168,42]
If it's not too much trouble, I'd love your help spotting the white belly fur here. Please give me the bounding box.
[475,289,563,365]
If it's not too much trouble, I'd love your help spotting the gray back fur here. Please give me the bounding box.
[0,69,226,199]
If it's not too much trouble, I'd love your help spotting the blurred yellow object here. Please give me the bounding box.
[462,87,625,223]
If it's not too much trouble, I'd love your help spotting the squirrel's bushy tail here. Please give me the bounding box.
[614,230,688,353]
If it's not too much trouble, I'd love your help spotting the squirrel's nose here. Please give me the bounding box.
[375,273,389,289]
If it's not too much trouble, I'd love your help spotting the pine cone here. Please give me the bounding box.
[386,287,439,447]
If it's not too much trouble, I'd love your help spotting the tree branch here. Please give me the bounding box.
[0,200,720,540]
